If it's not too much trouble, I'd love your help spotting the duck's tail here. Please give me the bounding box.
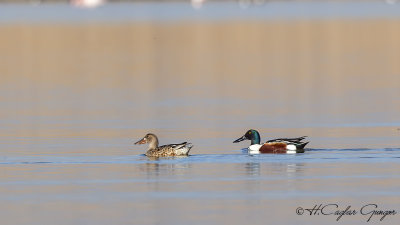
[175,142,193,155]
[296,142,309,149]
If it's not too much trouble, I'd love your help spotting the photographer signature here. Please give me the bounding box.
[296,204,397,222]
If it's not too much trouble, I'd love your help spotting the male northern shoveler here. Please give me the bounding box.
[233,129,308,154]
[135,133,193,157]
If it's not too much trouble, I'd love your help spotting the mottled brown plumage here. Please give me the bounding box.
[135,133,193,157]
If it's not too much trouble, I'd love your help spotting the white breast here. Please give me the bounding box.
[248,144,262,154]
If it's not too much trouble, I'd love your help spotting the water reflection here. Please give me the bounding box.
[285,163,305,176]
[243,162,260,176]
[238,161,305,178]
[139,161,191,177]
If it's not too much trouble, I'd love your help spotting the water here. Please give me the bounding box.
[1,149,400,224]
[2,2,400,22]
[1,2,400,225]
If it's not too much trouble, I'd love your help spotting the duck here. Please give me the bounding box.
[135,133,193,157]
[233,129,308,154]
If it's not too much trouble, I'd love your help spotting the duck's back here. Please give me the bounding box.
[146,142,193,157]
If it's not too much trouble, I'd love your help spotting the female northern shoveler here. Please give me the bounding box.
[135,133,193,157]
[233,129,308,154]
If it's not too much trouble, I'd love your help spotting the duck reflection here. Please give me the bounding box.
[139,157,191,177]
[244,162,261,176]
[240,162,305,177]
[285,163,305,176]
[137,158,191,193]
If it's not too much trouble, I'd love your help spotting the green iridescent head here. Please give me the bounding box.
[233,129,261,145]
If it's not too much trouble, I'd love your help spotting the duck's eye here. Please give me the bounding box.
[248,131,251,135]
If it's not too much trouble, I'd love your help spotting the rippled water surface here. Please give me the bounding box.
[1,2,400,225]
[1,148,400,225]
